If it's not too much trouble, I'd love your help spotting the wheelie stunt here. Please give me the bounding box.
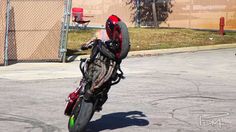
[64,15,130,132]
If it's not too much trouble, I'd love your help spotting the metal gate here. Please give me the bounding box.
[7,0,65,63]
[0,0,72,65]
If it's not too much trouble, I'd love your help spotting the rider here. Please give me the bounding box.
[83,15,129,63]
[82,15,130,110]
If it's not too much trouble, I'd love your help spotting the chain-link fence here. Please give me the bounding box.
[72,0,236,30]
[0,0,7,65]
[4,0,65,64]
[1,0,235,65]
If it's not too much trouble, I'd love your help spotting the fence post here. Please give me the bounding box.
[61,0,72,63]
[60,0,68,62]
[4,0,10,66]
[136,0,141,27]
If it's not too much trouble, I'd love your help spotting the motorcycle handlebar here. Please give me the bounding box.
[80,40,96,51]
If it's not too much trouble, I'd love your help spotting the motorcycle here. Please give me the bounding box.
[64,20,130,132]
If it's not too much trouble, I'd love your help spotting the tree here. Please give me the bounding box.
[126,0,173,27]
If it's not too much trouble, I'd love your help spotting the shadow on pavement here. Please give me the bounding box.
[86,111,149,132]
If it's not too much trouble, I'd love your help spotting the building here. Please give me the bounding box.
[73,0,236,30]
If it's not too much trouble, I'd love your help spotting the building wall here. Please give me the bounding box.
[72,0,134,27]
[161,0,236,30]
[72,0,236,30]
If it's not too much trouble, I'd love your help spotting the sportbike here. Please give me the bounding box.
[64,16,130,132]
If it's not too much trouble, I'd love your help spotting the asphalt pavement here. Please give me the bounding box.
[0,48,236,132]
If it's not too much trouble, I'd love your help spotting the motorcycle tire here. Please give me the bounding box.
[68,98,94,132]
[114,21,130,60]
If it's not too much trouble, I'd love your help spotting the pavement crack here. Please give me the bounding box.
[0,113,61,132]
[150,95,235,106]
[179,78,201,95]
[154,95,230,102]
[154,72,202,95]
[169,105,202,129]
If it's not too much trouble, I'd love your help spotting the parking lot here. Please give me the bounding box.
[0,48,236,132]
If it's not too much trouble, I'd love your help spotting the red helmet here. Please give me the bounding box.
[105,15,121,39]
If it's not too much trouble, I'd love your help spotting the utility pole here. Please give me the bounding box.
[4,0,10,66]
[136,0,141,27]
[152,0,158,27]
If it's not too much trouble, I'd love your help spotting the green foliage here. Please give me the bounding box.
[125,0,173,26]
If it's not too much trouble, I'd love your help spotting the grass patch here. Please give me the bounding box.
[67,30,97,55]
[67,29,97,50]
[129,28,236,51]
[67,28,236,55]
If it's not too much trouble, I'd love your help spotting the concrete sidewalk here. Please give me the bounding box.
[0,62,81,81]
[1,43,236,81]
[128,43,236,57]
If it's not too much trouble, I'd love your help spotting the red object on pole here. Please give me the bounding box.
[219,17,225,36]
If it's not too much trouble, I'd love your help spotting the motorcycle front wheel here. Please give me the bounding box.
[68,98,94,132]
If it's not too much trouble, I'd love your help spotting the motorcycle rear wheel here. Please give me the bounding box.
[68,98,94,132]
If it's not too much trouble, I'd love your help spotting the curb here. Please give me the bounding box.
[73,43,236,61]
